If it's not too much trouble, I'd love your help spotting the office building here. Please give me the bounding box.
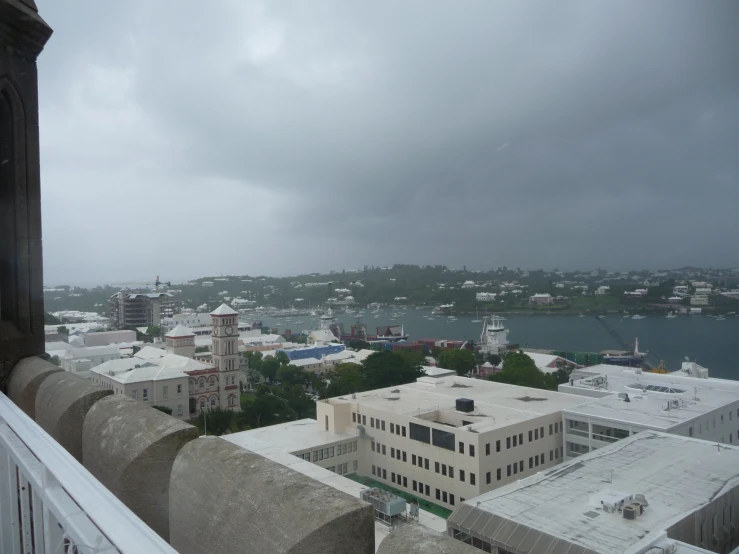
[558,364,739,458]
[448,431,739,553]
[109,291,180,328]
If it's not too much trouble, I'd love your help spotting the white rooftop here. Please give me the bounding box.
[165,324,194,338]
[225,419,356,453]
[561,364,739,430]
[289,357,323,367]
[326,376,589,433]
[90,349,211,384]
[449,431,739,554]
[210,303,238,316]
[420,366,456,378]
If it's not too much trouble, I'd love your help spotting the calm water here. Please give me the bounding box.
[260,308,739,380]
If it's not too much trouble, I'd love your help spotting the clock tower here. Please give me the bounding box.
[210,303,241,411]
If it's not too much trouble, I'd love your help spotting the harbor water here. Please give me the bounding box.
[258,308,739,380]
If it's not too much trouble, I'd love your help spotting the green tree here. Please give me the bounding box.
[360,351,423,390]
[57,326,69,336]
[258,357,280,384]
[49,355,61,366]
[488,350,555,390]
[146,325,161,337]
[437,348,476,376]
[346,339,371,350]
[44,312,61,325]
[195,346,210,353]
[275,351,291,367]
[276,365,309,387]
[152,405,173,415]
[192,407,235,436]
[486,353,502,366]
[325,362,366,396]
[281,385,315,419]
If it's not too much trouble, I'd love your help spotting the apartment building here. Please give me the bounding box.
[558,364,739,458]
[312,376,587,511]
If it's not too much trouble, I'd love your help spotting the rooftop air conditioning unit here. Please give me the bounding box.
[622,505,636,520]
[456,398,474,413]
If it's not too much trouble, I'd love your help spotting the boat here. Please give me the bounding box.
[471,307,482,323]
[716,316,726,321]
[632,315,646,320]
[597,315,606,319]
[479,316,509,355]
[666,313,677,319]
[602,338,645,367]
[578,313,586,318]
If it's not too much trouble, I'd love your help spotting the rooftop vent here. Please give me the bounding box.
[456,398,474,413]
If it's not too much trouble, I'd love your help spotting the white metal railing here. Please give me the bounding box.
[0,391,177,553]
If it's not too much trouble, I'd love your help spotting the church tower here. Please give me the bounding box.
[210,304,241,411]
[165,325,196,358]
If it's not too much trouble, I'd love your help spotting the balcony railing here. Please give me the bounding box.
[0,391,176,553]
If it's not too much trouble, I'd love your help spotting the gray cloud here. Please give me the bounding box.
[37,0,739,285]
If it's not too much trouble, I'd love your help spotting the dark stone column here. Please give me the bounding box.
[0,0,52,390]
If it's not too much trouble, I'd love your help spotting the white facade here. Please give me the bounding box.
[165,325,196,359]
[559,364,739,459]
[54,345,123,377]
[529,293,554,305]
[595,285,610,295]
[691,295,709,306]
[475,292,496,301]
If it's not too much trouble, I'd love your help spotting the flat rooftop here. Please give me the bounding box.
[449,431,739,554]
[561,365,739,429]
[327,376,590,433]
[225,419,357,453]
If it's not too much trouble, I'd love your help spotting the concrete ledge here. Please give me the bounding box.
[35,371,112,462]
[7,356,63,418]
[377,525,479,554]
[82,395,199,541]
[170,437,375,554]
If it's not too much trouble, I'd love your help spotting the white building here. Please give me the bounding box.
[448,431,739,554]
[51,345,124,378]
[510,352,578,374]
[475,292,497,302]
[79,329,136,347]
[558,364,739,458]
[529,293,554,305]
[594,285,610,295]
[695,287,713,295]
[461,281,476,289]
[254,375,588,511]
[691,295,709,306]
[161,312,213,332]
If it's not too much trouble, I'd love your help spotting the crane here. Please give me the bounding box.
[111,275,171,292]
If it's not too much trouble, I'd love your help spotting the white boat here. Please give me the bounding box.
[597,315,606,319]
[578,313,586,318]
[666,313,677,319]
[632,315,646,320]
[471,307,482,323]
[716,316,726,321]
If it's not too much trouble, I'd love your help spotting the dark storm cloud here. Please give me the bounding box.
[37,0,739,285]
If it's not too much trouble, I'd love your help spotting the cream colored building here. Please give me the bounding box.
[232,375,589,511]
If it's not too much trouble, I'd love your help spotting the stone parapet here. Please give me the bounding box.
[35,371,112,461]
[82,395,199,541]
[6,356,63,418]
[169,437,375,554]
[377,525,479,554]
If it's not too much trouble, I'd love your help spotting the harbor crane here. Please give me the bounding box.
[111,275,171,292]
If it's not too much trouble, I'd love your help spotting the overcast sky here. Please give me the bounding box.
[38,1,739,286]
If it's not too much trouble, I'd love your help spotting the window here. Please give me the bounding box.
[412,454,416,465]
[403,476,407,488]
[177,405,183,416]
[210,397,216,408]
[402,426,406,437]
[550,450,553,461]
[534,428,538,440]
[506,437,511,449]
[390,423,395,433]
[513,464,518,475]
[519,433,523,444]
[391,447,395,458]
[534,456,539,467]
[486,472,491,484]
[424,458,429,470]
[507,465,511,477]
[132,390,138,400]
[352,413,357,423]
[353,461,358,472]
[329,447,335,458]
[470,445,475,457]
[425,485,430,496]
[402,451,407,462]
[413,480,417,492]
[540,427,544,438]
[372,465,376,476]
[513,435,517,447]
[319,449,324,461]
[496,440,501,452]
[199,378,205,389]
[459,441,464,454]
[391,473,396,483]
[519,460,524,472]
[497,468,501,481]
[371,441,375,452]
[371,417,375,428]
[362,415,366,425]
[486,443,490,456]
[443,491,448,503]
[436,489,441,500]
[442,464,447,476]
[449,466,454,478]
[549,423,553,435]
[470,473,476,485]
[460,470,465,482]
[529,457,533,469]
[528,430,533,442]
[381,420,385,431]
[382,445,386,455]
[163,385,168,399]
[142,388,148,402]
[177,384,182,395]
[382,469,387,480]
[435,461,440,473]
[450,494,455,506]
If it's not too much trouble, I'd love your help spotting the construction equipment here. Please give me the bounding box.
[649,360,668,374]
[111,275,171,291]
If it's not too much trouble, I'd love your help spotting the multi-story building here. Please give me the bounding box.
[448,431,739,553]
[109,291,180,329]
[528,293,554,305]
[235,375,588,511]
[558,364,739,458]
[691,295,709,306]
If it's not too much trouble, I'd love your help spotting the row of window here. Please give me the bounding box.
[296,441,359,462]
[130,384,183,401]
[370,465,461,507]
[326,461,357,475]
